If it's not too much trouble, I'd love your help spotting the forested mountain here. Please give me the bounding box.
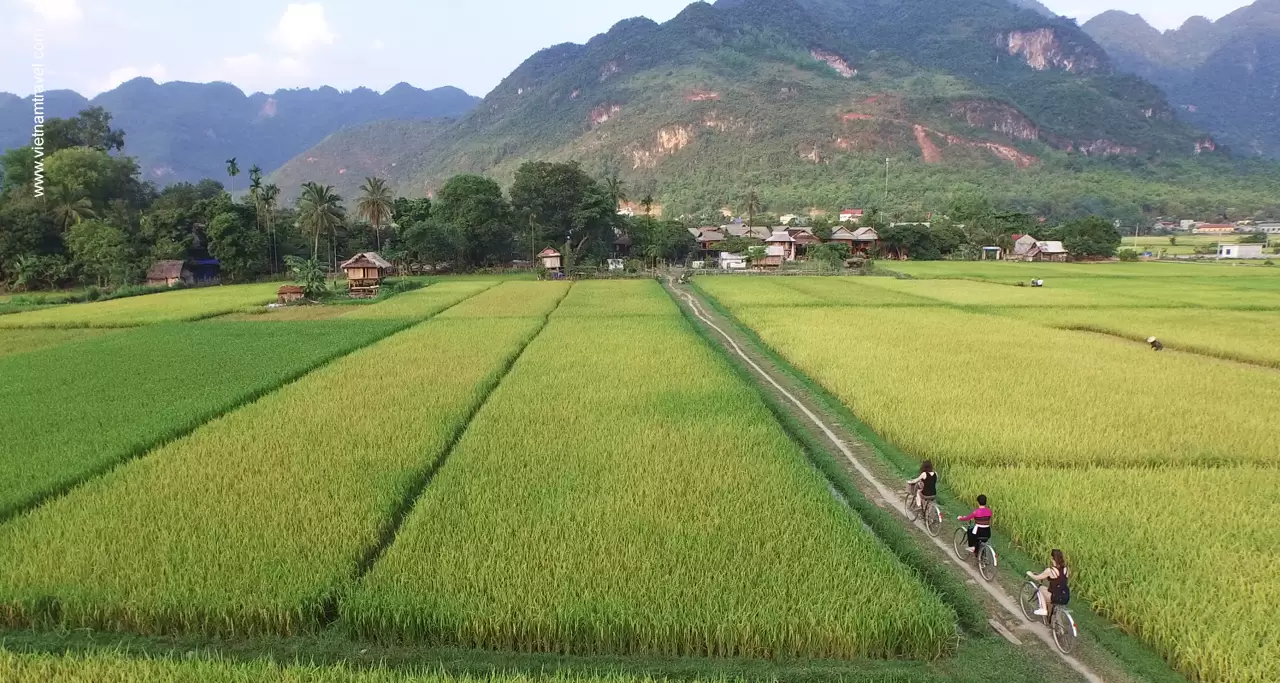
[274,0,1280,222]
[0,80,479,189]
[1084,0,1280,157]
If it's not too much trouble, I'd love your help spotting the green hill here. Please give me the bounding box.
[273,0,1280,221]
[1084,0,1280,157]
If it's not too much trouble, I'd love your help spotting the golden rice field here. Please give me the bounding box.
[0,284,279,328]
[0,650,705,683]
[0,316,544,636]
[347,281,956,660]
[1001,307,1280,367]
[438,280,572,318]
[947,466,1279,683]
[339,280,498,320]
[699,263,1280,683]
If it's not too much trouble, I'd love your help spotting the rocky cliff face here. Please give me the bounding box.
[949,100,1040,141]
[1002,29,1107,74]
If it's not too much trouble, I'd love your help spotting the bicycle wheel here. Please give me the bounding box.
[979,544,998,581]
[923,502,941,536]
[1019,582,1040,621]
[1052,609,1078,654]
[953,527,968,560]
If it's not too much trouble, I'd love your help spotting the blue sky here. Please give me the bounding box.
[0,0,1255,98]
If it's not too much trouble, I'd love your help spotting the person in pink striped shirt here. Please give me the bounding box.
[957,494,992,553]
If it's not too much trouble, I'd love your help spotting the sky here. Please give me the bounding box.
[0,0,1257,99]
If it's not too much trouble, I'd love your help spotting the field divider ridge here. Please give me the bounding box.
[339,283,575,609]
[0,283,497,528]
[667,277,1105,683]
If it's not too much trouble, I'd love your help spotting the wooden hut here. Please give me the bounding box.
[277,285,305,304]
[145,260,193,287]
[537,248,564,272]
[340,252,392,298]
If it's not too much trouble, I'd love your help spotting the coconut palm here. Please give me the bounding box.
[357,177,395,251]
[296,182,345,260]
[47,184,96,232]
[744,190,762,228]
[604,174,627,212]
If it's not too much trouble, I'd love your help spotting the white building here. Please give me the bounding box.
[1218,243,1265,259]
[719,252,748,270]
[1258,223,1280,234]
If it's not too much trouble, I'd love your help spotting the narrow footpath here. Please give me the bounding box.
[666,277,1106,683]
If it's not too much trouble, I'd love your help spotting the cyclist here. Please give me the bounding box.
[1027,549,1070,617]
[906,460,938,512]
[957,495,993,554]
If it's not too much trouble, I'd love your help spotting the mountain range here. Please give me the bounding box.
[1083,0,1280,157]
[0,81,479,189]
[273,0,1276,219]
[4,0,1279,220]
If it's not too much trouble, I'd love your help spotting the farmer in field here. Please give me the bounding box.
[906,460,938,512]
[957,495,993,554]
[1148,337,1164,351]
[1026,549,1071,617]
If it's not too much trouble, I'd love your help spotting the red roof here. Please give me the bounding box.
[537,248,562,257]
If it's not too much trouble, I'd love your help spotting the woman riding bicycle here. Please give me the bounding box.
[957,495,992,553]
[906,460,938,511]
[1027,549,1070,617]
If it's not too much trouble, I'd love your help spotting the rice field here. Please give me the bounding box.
[948,466,1279,683]
[0,650,714,683]
[346,281,956,660]
[0,316,545,636]
[438,281,573,318]
[699,264,1280,683]
[339,281,498,320]
[0,284,279,328]
[1001,307,1280,367]
[0,320,405,519]
[0,327,115,358]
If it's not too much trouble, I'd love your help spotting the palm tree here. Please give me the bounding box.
[604,174,627,212]
[47,184,96,232]
[744,190,762,228]
[260,183,281,273]
[226,158,240,179]
[640,194,655,217]
[248,166,265,244]
[357,177,395,251]
[297,182,345,261]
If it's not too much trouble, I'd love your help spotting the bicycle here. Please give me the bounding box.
[1020,579,1079,654]
[904,483,942,536]
[952,526,997,581]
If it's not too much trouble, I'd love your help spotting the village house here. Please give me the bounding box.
[763,231,797,267]
[1258,223,1280,234]
[145,259,220,287]
[839,208,865,223]
[695,228,727,258]
[1219,243,1265,259]
[849,227,880,254]
[1012,234,1039,258]
[1028,240,1069,262]
[723,224,771,239]
[1194,223,1236,235]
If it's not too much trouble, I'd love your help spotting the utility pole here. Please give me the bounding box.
[884,158,890,203]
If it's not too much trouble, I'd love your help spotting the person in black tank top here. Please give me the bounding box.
[1027,549,1070,617]
[906,461,938,511]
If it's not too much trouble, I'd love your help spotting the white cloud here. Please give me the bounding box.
[370,39,385,50]
[210,53,311,93]
[270,3,335,53]
[17,0,83,25]
[95,63,167,94]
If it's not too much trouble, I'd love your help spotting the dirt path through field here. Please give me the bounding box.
[665,276,1107,683]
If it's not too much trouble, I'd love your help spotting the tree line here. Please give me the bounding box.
[0,108,1134,293]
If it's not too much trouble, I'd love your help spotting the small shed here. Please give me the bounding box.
[537,248,564,272]
[146,260,193,287]
[340,252,392,298]
[1030,241,1068,262]
[277,285,305,304]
